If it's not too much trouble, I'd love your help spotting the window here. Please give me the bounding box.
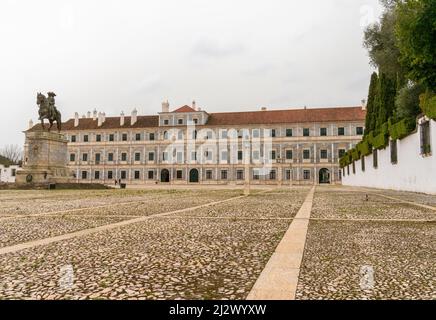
[252,150,260,160]
[237,170,244,180]
[135,153,141,162]
[164,119,169,125]
[286,169,291,180]
[269,170,276,180]
[253,170,260,180]
[361,156,366,171]
[94,171,100,180]
[320,150,328,159]
[206,131,213,140]
[252,129,260,138]
[238,130,244,139]
[221,130,228,139]
[390,139,398,164]
[135,133,141,141]
[148,170,154,179]
[205,150,212,161]
[178,131,183,140]
[338,127,345,136]
[271,129,276,137]
[206,170,213,180]
[352,161,356,174]
[193,118,198,124]
[270,150,276,160]
[342,167,345,177]
[96,134,101,142]
[221,170,228,180]
[373,149,378,168]
[303,149,310,159]
[191,151,197,161]
[148,152,155,161]
[149,133,155,141]
[70,154,76,162]
[286,150,293,160]
[320,128,327,136]
[339,149,346,158]
[109,134,114,142]
[303,170,311,180]
[192,130,197,140]
[121,153,127,162]
[178,119,183,125]
[134,171,140,180]
[108,171,113,180]
[177,152,183,163]
[95,153,101,164]
[82,153,88,162]
[121,171,127,180]
[303,128,310,137]
[163,131,169,140]
[83,135,89,142]
[108,153,114,162]
[238,151,243,161]
[356,127,364,135]
[162,152,168,161]
[420,121,431,155]
[122,133,128,141]
[81,171,88,179]
[221,151,228,161]
[71,135,76,143]
[286,129,293,137]
[347,165,350,175]
[176,170,183,179]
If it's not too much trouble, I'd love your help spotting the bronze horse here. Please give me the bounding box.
[36,92,62,132]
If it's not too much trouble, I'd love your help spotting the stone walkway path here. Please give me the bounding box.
[246,186,315,300]
[0,195,246,256]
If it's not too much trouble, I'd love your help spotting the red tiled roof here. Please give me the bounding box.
[28,106,365,131]
[172,105,197,113]
[206,106,366,126]
[28,115,159,132]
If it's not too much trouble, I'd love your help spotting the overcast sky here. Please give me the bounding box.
[0,0,382,147]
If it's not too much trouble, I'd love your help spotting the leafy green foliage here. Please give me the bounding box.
[419,90,436,119]
[395,82,426,119]
[388,117,417,140]
[365,73,379,134]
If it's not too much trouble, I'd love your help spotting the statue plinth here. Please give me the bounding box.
[16,130,73,185]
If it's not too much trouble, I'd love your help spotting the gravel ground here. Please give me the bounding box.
[0,189,241,217]
[0,217,289,300]
[373,190,436,207]
[296,220,436,300]
[311,190,435,220]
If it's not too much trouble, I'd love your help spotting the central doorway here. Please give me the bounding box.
[161,169,170,182]
[189,169,199,183]
[319,168,330,184]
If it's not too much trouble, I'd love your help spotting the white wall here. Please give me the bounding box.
[342,118,436,195]
[0,165,19,183]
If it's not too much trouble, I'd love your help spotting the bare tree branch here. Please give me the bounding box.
[0,144,23,164]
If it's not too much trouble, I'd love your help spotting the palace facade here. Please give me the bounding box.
[28,102,366,185]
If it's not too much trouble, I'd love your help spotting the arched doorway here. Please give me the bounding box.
[161,169,170,182]
[189,169,199,183]
[319,168,330,184]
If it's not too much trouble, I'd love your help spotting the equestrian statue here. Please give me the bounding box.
[36,92,62,132]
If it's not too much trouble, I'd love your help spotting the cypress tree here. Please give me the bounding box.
[376,73,397,130]
[364,72,379,134]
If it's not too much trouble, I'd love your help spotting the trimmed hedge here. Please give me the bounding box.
[351,148,361,161]
[420,91,436,120]
[389,117,416,140]
[356,139,372,156]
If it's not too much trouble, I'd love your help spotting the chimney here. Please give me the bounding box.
[131,108,138,125]
[102,112,106,122]
[192,100,196,111]
[161,100,169,113]
[28,119,34,129]
[120,111,125,126]
[93,109,98,120]
[87,111,91,118]
[97,112,104,127]
[361,99,367,110]
[74,112,79,127]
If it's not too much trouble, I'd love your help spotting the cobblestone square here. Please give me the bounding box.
[0,186,434,300]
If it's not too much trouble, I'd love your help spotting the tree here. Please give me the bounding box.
[376,73,397,129]
[365,72,379,134]
[363,6,405,81]
[0,144,23,164]
[395,0,436,89]
[395,82,426,119]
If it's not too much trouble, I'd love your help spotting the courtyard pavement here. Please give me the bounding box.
[0,185,434,300]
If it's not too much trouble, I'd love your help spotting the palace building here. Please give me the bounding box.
[28,102,366,185]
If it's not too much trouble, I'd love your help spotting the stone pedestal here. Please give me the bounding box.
[16,130,73,185]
